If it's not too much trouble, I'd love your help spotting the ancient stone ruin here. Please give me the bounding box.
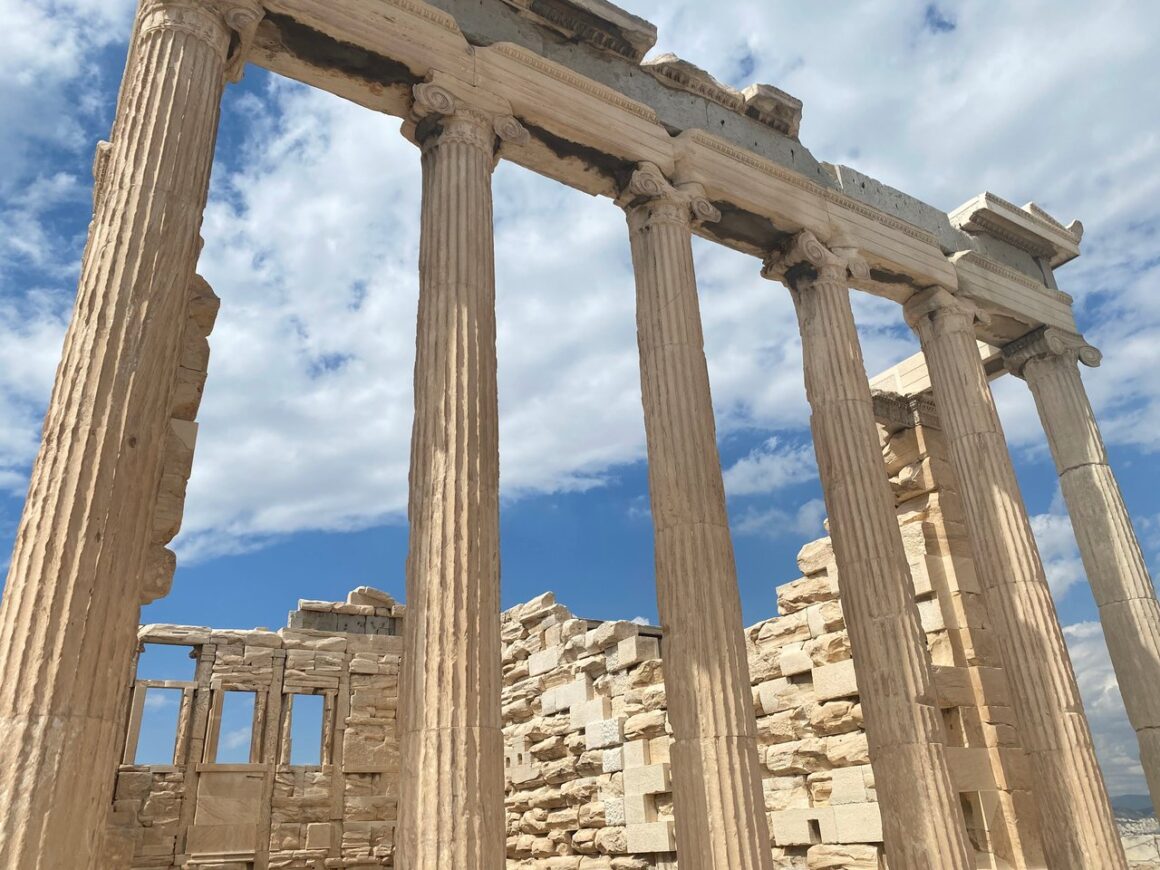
[1,0,1158,868]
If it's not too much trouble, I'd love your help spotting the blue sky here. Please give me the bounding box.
[2,0,1160,796]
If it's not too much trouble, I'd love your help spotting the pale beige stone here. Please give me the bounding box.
[395,83,525,870]
[1006,326,1160,809]
[906,287,1126,868]
[621,162,773,870]
[763,232,972,869]
[0,2,260,866]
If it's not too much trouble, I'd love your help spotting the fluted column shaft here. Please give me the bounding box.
[766,234,972,869]
[1007,329,1160,809]
[396,85,513,870]
[621,164,773,870]
[0,3,247,866]
[906,288,1126,868]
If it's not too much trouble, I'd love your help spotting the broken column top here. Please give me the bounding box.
[498,0,658,62]
[949,192,1082,268]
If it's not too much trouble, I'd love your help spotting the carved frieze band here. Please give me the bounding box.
[617,162,721,227]
[1002,325,1102,376]
[412,82,528,155]
[872,390,941,432]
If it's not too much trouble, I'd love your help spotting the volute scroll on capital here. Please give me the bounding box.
[1001,325,1102,377]
[410,82,529,156]
[137,0,265,75]
[616,162,721,227]
[760,229,869,290]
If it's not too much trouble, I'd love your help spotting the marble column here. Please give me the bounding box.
[763,232,972,868]
[395,83,526,870]
[905,288,1126,868]
[619,163,773,870]
[1005,326,1160,810]
[0,2,258,867]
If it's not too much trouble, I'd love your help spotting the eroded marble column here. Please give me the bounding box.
[395,83,525,870]
[0,2,258,867]
[620,163,773,870]
[763,233,973,869]
[1005,326,1160,810]
[906,288,1126,868]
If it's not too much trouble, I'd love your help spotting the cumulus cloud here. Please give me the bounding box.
[733,498,827,542]
[6,1,1158,560]
[1063,621,1146,796]
[723,437,817,497]
[1028,509,1087,601]
[143,691,175,711]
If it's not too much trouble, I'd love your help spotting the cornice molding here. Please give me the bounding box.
[382,0,461,32]
[492,42,659,123]
[949,192,1082,268]
[952,250,1073,305]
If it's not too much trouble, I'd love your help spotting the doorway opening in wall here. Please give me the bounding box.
[287,692,325,766]
[214,690,257,763]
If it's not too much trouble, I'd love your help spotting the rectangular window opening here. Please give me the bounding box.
[806,818,822,845]
[289,694,325,766]
[136,642,196,682]
[960,792,990,852]
[135,686,183,765]
[215,690,257,763]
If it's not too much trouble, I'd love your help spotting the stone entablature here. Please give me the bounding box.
[248,0,1074,344]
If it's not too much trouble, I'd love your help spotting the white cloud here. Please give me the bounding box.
[221,727,251,751]
[723,437,817,497]
[1028,508,1087,601]
[1063,620,1146,796]
[143,691,175,711]
[734,498,826,542]
[2,0,1160,564]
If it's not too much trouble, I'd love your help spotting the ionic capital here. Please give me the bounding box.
[616,162,721,227]
[760,230,869,290]
[411,82,528,156]
[903,285,987,337]
[1002,326,1102,378]
[137,0,264,70]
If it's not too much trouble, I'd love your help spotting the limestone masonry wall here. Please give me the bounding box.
[101,405,1033,869]
[105,587,406,870]
[107,402,1150,869]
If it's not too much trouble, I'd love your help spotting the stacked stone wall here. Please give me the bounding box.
[104,405,1073,870]
[105,587,405,870]
[498,574,883,870]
